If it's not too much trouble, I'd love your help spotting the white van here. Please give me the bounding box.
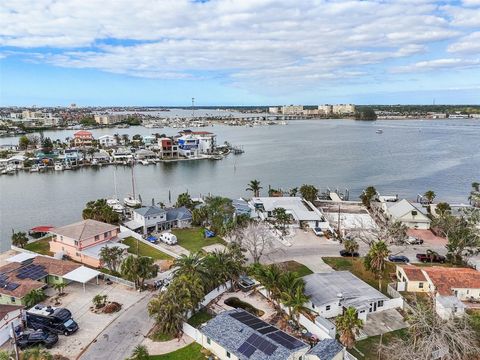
[160,232,177,245]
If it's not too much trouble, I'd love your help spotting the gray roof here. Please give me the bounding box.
[81,239,129,260]
[307,339,343,360]
[201,309,308,360]
[134,206,166,217]
[52,220,118,241]
[166,207,192,221]
[303,271,387,309]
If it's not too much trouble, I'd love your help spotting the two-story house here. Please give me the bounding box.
[98,134,117,147]
[158,137,179,158]
[72,130,94,147]
[125,206,192,234]
[49,219,128,268]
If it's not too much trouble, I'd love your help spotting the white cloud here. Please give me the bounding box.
[392,58,480,73]
[0,0,478,90]
[448,32,480,54]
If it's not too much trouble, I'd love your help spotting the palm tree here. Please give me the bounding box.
[130,345,149,360]
[52,283,66,295]
[11,231,29,248]
[272,207,291,235]
[92,294,107,308]
[336,307,364,349]
[252,264,282,308]
[423,190,436,204]
[299,184,318,203]
[120,255,158,289]
[343,239,359,259]
[278,272,309,322]
[472,182,479,192]
[289,187,298,197]
[360,186,377,208]
[21,347,52,360]
[99,245,124,273]
[24,289,46,307]
[435,202,451,217]
[173,252,208,281]
[364,240,390,290]
[246,179,262,197]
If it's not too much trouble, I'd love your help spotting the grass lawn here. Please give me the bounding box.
[276,260,313,277]
[352,328,409,359]
[467,309,480,336]
[149,343,205,360]
[172,228,226,253]
[122,236,173,260]
[323,257,396,295]
[24,237,53,256]
[187,309,213,328]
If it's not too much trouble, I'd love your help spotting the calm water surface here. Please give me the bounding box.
[1,119,479,250]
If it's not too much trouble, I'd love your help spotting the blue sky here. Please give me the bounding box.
[1,0,479,106]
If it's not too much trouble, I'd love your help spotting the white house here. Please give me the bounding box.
[0,305,23,345]
[249,197,330,230]
[303,271,401,321]
[384,199,431,229]
[125,206,193,234]
[98,135,117,147]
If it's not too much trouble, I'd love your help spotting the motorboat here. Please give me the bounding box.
[376,129,383,134]
[54,163,64,171]
[106,198,125,213]
[30,164,40,172]
[124,195,142,208]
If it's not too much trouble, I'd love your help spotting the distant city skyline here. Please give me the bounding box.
[1,0,480,106]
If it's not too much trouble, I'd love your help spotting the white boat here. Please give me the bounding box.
[30,164,40,172]
[123,164,142,207]
[54,163,64,171]
[107,198,125,213]
[376,129,383,134]
[139,160,150,165]
[64,163,72,170]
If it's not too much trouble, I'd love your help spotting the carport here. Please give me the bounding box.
[63,266,101,292]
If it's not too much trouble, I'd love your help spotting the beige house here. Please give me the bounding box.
[50,219,128,268]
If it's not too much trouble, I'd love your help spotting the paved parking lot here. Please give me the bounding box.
[42,280,145,359]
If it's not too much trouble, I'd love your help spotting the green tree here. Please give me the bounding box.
[354,107,377,121]
[343,239,359,258]
[191,207,208,226]
[278,271,309,322]
[203,196,235,235]
[92,294,107,308]
[99,246,124,273]
[251,264,282,309]
[130,345,149,360]
[82,199,120,224]
[24,289,46,307]
[289,187,298,197]
[53,283,66,295]
[41,137,53,153]
[246,179,262,197]
[299,184,318,203]
[173,252,208,281]
[21,347,53,360]
[176,192,194,210]
[364,240,390,290]
[11,231,28,248]
[423,190,436,204]
[272,207,291,235]
[336,307,364,349]
[435,202,451,217]
[19,135,30,150]
[121,255,159,289]
[0,350,10,360]
[360,186,377,207]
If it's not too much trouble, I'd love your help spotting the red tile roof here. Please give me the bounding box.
[74,130,93,137]
[423,267,480,296]
[400,265,427,282]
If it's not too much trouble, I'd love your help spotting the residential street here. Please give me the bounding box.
[79,293,154,360]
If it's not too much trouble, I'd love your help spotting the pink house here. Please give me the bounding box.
[73,130,94,147]
[50,219,128,268]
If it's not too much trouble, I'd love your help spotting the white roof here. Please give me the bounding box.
[6,252,37,263]
[387,199,429,222]
[63,266,100,284]
[251,197,324,222]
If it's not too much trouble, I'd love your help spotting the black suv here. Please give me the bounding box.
[16,330,58,350]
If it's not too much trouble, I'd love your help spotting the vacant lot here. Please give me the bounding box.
[172,228,225,253]
[323,257,396,295]
[24,237,53,256]
[352,328,409,359]
[149,343,205,360]
[275,260,314,277]
[122,237,173,260]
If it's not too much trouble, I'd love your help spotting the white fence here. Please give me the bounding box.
[119,226,180,259]
[183,322,202,342]
[298,314,331,340]
[201,281,232,307]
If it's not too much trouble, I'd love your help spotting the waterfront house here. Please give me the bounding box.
[63,149,82,164]
[200,309,344,360]
[143,135,156,146]
[0,256,80,305]
[303,271,400,321]
[126,205,192,234]
[112,147,133,163]
[395,264,480,319]
[98,134,117,147]
[158,137,178,158]
[72,130,94,147]
[383,199,431,229]
[232,198,252,216]
[49,219,128,268]
[192,131,216,154]
[135,149,156,161]
[177,133,199,157]
[92,151,111,163]
[249,197,330,230]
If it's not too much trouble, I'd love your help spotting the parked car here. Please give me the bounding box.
[312,227,323,236]
[146,235,158,244]
[416,253,446,263]
[406,236,424,245]
[16,330,58,350]
[159,232,177,245]
[26,305,79,336]
[388,255,410,263]
[340,250,359,257]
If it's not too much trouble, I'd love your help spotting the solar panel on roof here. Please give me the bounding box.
[257,326,277,335]
[267,331,304,350]
[238,342,256,358]
[5,283,20,291]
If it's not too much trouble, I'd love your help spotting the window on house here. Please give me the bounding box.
[226,351,231,358]
[74,241,78,246]
[55,276,59,280]
[95,235,100,241]
[419,282,424,289]
[378,300,384,307]
[207,338,211,345]
[326,305,331,311]
[11,297,15,303]
[104,232,108,238]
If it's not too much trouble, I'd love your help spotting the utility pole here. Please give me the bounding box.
[337,204,341,240]
[10,321,19,360]
[191,97,195,119]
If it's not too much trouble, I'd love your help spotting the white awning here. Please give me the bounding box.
[63,266,100,284]
[6,252,37,263]
[123,220,143,230]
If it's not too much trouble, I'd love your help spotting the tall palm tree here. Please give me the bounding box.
[435,202,451,217]
[11,231,28,248]
[173,252,208,282]
[364,240,390,290]
[246,179,262,197]
[423,190,436,204]
[336,307,364,349]
[472,182,480,192]
[130,345,149,360]
[360,186,377,208]
[252,264,282,308]
[281,285,309,323]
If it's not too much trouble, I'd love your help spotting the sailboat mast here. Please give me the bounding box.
[114,169,118,199]
[131,163,136,200]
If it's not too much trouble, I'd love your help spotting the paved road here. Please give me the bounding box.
[79,293,154,360]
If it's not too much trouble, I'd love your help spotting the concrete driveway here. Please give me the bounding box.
[360,309,408,337]
[41,280,145,359]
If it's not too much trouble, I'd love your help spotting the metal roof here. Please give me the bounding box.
[134,206,166,217]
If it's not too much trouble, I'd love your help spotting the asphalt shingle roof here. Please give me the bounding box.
[134,206,166,217]
[307,339,343,360]
[52,219,118,241]
[166,207,192,221]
